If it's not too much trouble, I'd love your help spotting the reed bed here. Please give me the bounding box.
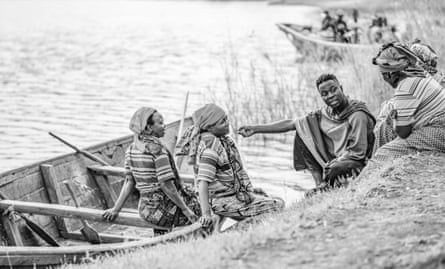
[207,0,445,146]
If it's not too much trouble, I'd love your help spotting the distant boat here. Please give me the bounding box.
[0,118,202,268]
[276,23,375,61]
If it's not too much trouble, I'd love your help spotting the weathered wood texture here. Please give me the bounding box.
[1,215,24,246]
[0,200,168,229]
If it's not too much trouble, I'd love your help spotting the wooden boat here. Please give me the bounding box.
[0,118,201,268]
[276,23,375,61]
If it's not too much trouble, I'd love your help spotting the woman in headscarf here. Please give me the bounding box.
[372,42,445,161]
[103,107,200,234]
[177,104,284,227]
[410,39,445,87]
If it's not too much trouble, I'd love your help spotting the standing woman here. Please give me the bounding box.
[372,42,445,161]
[177,104,284,227]
[103,107,200,234]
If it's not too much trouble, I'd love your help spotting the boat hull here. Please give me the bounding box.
[276,23,375,61]
[0,118,196,268]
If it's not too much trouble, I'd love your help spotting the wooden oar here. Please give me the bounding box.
[63,181,101,244]
[49,132,109,166]
[174,91,190,170]
[0,191,60,247]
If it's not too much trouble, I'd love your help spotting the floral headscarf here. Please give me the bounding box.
[410,40,439,75]
[372,42,426,77]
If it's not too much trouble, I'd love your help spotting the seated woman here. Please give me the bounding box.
[103,107,200,234]
[372,42,445,161]
[177,104,284,227]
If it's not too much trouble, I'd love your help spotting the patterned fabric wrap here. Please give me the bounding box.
[410,41,438,75]
[373,114,445,161]
[138,185,201,228]
[219,136,255,204]
[211,194,284,220]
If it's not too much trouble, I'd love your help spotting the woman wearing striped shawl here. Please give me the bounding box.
[103,107,200,234]
[177,104,284,227]
[372,42,445,161]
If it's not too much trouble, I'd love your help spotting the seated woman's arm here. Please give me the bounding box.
[198,181,213,227]
[103,175,135,221]
[156,152,198,223]
[196,148,219,227]
[238,119,296,137]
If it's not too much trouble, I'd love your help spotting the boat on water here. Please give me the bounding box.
[276,23,375,61]
[0,118,202,268]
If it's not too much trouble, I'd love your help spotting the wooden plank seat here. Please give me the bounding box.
[0,200,169,230]
[87,165,195,184]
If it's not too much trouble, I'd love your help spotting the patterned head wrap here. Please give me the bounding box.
[410,40,438,75]
[129,107,157,151]
[176,104,227,164]
[372,42,426,77]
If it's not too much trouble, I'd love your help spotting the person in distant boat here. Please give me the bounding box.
[176,104,284,227]
[334,10,349,43]
[320,10,336,39]
[410,39,445,87]
[372,42,445,161]
[238,74,376,194]
[368,14,384,43]
[103,107,200,235]
[349,9,361,44]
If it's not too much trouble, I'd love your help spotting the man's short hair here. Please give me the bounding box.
[316,73,339,89]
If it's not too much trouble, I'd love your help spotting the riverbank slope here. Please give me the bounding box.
[66,153,445,269]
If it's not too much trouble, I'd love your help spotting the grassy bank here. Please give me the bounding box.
[65,153,445,269]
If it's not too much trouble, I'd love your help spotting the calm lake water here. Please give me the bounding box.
[0,0,319,204]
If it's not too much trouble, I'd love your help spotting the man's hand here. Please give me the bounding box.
[238,126,256,137]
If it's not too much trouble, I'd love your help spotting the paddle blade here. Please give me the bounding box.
[22,215,60,247]
[81,224,102,244]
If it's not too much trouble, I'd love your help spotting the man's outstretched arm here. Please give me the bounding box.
[238,119,296,137]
